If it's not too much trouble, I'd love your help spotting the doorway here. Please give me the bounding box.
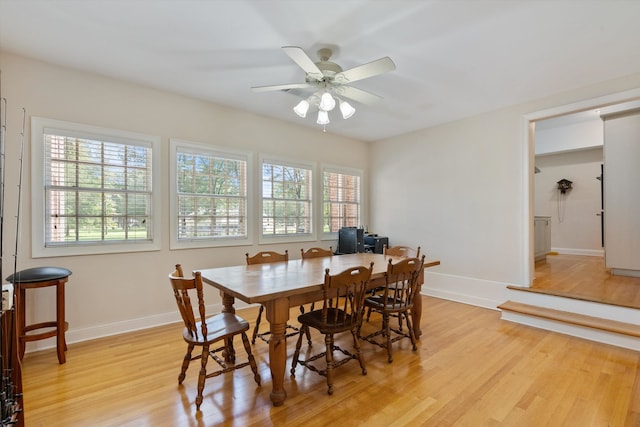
[533,124,604,258]
[523,88,640,288]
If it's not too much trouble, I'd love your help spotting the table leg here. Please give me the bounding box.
[412,270,425,339]
[412,292,423,339]
[220,292,236,314]
[220,292,236,362]
[265,298,289,406]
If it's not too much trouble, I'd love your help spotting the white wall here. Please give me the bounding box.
[370,74,640,309]
[535,119,603,155]
[0,52,369,351]
[602,110,640,273]
[534,148,603,255]
[3,49,640,351]
[370,109,524,308]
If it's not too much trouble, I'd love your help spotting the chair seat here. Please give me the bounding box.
[299,308,358,333]
[364,295,411,312]
[183,313,250,344]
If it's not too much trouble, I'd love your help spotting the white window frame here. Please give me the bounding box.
[321,165,363,239]
[259,155,316,244]
[31,117,161,258]
[169,139,253,249]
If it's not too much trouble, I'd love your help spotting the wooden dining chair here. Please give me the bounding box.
[383,244,421,258]
[290,263,373,395]
[169,264,261,410]
[360,256,425,363]
[366,244,422,323]
[300,246,333,259]
[245,250,288,265]
[299,246,333,321]
[245,250,300,345]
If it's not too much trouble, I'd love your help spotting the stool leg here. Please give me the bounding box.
[17,285,26,360]
[56,279,66,364]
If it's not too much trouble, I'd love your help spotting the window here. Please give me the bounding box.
[322,167,361,234]
[261,158,313,240]
[170,139,251,249]
[31,117,161,257]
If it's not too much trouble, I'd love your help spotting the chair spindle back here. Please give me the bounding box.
[383,256,425,311]
[169,264,207,339]
[321,263,373,327]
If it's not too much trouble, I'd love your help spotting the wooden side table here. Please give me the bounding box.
[6,267,72,364]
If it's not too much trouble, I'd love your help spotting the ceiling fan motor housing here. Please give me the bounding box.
[309,48,343,82]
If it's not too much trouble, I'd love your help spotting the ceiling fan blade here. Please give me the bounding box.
[335,85,383,105]
[251,83,311,93]
[333,57,396,84]
[282,46,324,81]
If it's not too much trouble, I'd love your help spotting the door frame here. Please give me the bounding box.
[521,88,640,286]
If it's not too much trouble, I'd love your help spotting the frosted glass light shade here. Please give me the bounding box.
[339,100,356,119]
[293,100,310,118]
[319,92,336,111]
[317,110,330,125]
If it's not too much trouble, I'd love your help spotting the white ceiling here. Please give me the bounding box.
[1,0,640,142]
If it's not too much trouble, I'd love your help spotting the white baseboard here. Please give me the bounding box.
[551,247,604,256]
[24,302,217,354]
[421,271,508,311]
[611,268,640,278]
[25,299,260,355]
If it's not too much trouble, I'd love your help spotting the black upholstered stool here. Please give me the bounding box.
[6,267,72,364]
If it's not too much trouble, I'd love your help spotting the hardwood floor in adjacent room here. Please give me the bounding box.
[22,296,640,426]
[532,253,640,309]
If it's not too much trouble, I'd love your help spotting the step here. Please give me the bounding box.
[505,285,640,325]
[498,300,640,338]
[506,284,640,310]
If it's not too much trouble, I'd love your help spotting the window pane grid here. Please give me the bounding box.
[262,162,312,236]
[44,134,153,245]
[176,151,247,240]
[323,170,361,233]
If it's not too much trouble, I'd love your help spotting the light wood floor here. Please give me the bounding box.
[21,294,640,426]
[533,254,640,309]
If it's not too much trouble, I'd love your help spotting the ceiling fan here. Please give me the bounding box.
[251,46,396,127]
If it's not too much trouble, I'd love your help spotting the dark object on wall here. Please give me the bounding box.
[338,227,364,254]
[364,234,389,254]
[557,178,573,194]
[597,164,604,247]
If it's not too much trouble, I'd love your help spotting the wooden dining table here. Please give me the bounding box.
[198,252,440,406]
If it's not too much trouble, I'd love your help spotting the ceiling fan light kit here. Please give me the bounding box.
[252,46,395,131]
[319,92,336,111]
[338,98,355,119]
[293,99,310,118]
[317,110,330,125]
